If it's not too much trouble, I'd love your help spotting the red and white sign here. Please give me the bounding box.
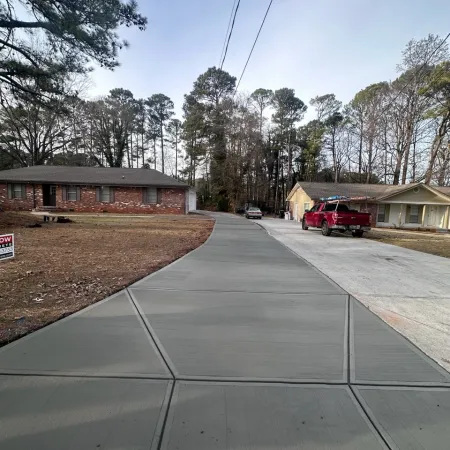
[0,234,14,261]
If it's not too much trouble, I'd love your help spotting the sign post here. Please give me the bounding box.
[0,234,14,261]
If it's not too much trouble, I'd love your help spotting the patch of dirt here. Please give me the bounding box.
[366,229,450,258]
[0,212,214,345]
[0,211,42,228]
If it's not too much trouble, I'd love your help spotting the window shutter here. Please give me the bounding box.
[62,186,67,201]
[406,205,411,223]
[142,188,147,204]
[110,187,115,203]
[157,189,162,204]
[76,187,81,201]
[21,184,26,199]
[96,187,100,202]
[7,184,13,199]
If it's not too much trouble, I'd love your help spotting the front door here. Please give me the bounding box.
[43,184,57,207]
[427,206,437,226]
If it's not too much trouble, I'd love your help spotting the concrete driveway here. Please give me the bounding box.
[1,213,450,449]
[258,219,450,373]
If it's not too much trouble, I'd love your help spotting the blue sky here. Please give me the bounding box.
[90,0,450,121]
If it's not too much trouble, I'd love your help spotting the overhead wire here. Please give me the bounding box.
[220,0,241,69]
[234,0,274,95]
[219,0,238,67]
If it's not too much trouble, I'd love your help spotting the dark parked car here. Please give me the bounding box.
[245,207,262,219]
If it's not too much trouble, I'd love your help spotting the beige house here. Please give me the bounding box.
[287,182,450,230]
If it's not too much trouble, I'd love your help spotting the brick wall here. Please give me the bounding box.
[0,183,43,211]
[0,183,187,215]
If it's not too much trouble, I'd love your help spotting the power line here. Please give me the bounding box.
[219,0,238,67]
[234,0,274,95]
[220,0,241,69]
[380,32,450,114]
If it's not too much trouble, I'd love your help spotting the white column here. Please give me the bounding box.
[421,205,427,227]
[445,206,450,230]
[398,204,404,226]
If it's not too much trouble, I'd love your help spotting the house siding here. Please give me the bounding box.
[0,183,187,215]
[288,188,313,221]
[376,203,450,230]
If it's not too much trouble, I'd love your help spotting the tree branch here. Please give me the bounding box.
[0,39,40,67]
[0,20,56,33]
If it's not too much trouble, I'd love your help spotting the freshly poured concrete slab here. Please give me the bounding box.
[351,298,450,385]
[354,386,450,450]
[161,382,387,450]
[135,259,342,294]
[131,289,347,381]
[0,291,171,378]
[188,243,307,266]
[0,375,171,450]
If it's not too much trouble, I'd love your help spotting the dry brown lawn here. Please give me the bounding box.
[366,228,450,258]
[0,212,213,345]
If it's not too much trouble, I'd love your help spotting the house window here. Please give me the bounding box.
[143,187,162,204]
[408,205,420,224]
[67,186,78,201]
[96,186,114,203]
[377,204,390,223]
[304,202,310,212]
[7,183,26,199]
[145,187,157,204]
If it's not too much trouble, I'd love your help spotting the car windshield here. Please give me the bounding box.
[248,208,260,211]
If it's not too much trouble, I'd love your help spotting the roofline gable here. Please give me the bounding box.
[376,183,450,202]
[286,182,301,201]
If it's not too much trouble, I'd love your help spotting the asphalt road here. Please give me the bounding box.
[1,213,449,449]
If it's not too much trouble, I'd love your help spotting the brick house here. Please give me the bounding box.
[287,182,450,230]
[0,166,193,215]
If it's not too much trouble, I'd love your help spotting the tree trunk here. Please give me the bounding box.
[175,127,178,178]
[384,127,388,184]
[393,150,402,185]
[437,149,450,186]
[401,122,414,184]
[141,132,145,167]
[425,111,450,184]
[274,148,280,213]
[366,137,373,184]
[160,124,165,173]
[287,127,293,192]
[358,122,363,183]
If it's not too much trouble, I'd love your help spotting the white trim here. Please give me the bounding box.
[378,200,450,205]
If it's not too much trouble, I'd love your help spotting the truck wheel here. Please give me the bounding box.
[352,230,364,238]
[321,220,332,236]
[302,219,308,230]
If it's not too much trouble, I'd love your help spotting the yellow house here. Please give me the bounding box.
[287,182,450,230]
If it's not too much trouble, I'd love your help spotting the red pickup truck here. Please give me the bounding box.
[302,202,371,237]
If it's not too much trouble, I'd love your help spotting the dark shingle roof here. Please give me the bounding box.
[295,182,401,200]
[292,182,450,201]
[0,166,189,188]
[437,186,450,196]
